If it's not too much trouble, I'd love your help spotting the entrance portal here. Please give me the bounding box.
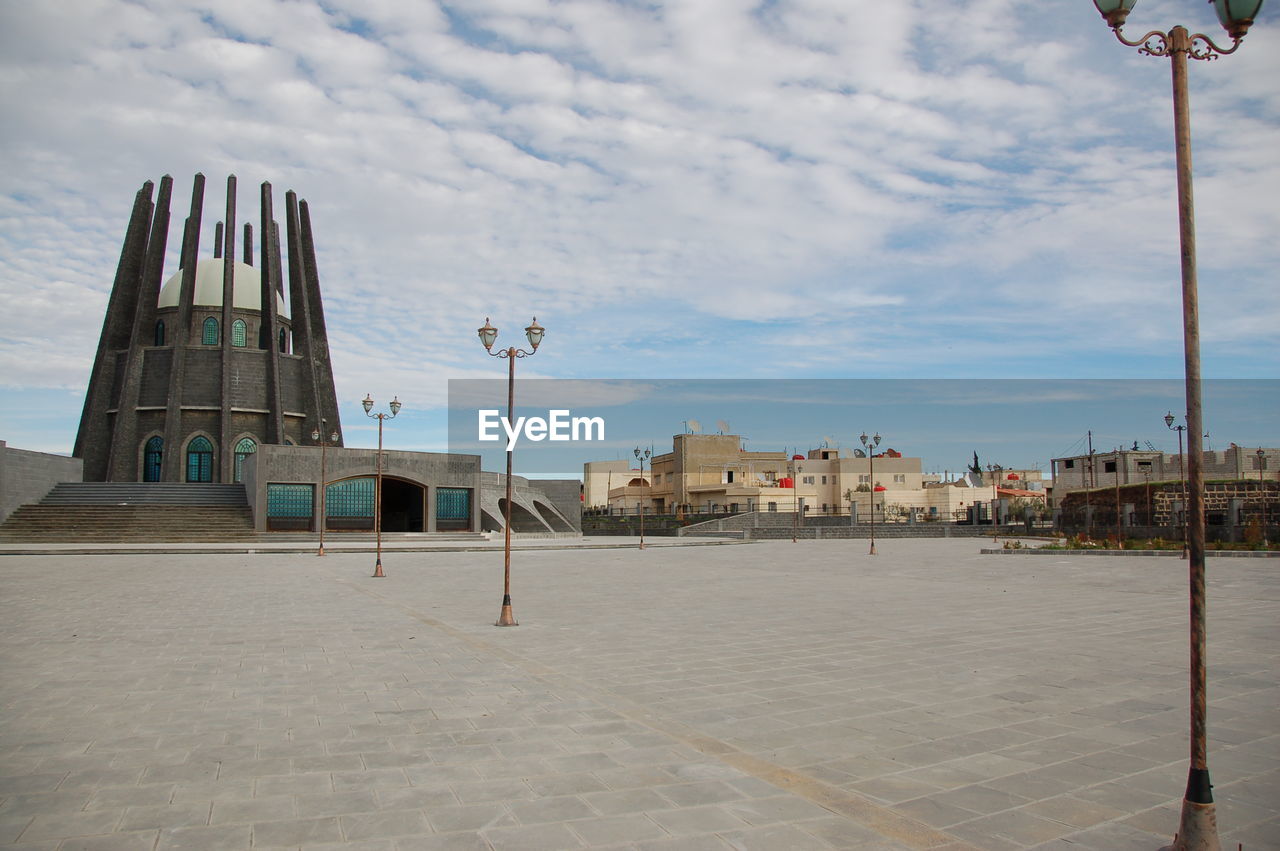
[381,478,425,532]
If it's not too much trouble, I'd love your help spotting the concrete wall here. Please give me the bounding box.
[0,440,84,523]
[532,478,583,532]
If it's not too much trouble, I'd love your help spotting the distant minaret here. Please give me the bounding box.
[74,175,344,483]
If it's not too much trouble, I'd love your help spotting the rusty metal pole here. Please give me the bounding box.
[868,451,876,555]
[1260,448,1269,547]
[373,414,385,577]
[1171,422,1189,558]
[497,349,518,626]
[1168,25,1216,850]
[1115,452,1123,548]
[318,430,328,556]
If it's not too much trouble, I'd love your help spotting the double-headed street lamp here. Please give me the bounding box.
[310,420,339,557]
[1095,3,1266,847]
[363,394,401,578]
[1165,412,1190,559]
[478,316,545,627]
[860,432,880,555]
[634,447,651,550]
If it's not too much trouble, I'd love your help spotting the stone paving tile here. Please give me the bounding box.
[567,813,670,845]
[155,823,252,851]
[250,815,344,846]
[426,803,517,833]
[717,822,835,850]
[482,821,586,850]
[1,544,1277,850]
[58,831,162,851]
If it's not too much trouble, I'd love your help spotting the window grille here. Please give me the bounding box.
[202,317,219,345]
[144,436,163,482]
[186,436,213,482]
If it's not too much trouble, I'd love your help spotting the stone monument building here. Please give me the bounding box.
[74,174,342,483]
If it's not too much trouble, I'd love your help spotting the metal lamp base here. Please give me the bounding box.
[372,560,385,578]
[495,596,518,627]
[1158,799,1220,850]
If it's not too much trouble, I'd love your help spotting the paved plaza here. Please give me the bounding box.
[1,540,1276,850]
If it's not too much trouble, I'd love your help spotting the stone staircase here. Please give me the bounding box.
[0,483,255,542]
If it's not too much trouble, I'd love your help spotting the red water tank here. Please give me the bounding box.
[779,477,794,488]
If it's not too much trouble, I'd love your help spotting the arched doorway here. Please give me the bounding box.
[381,478,425,532]
[324,476,425,532]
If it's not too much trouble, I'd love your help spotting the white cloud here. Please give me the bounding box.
[0,0,1277,454]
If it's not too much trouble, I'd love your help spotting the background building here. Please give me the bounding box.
[586,433,1033,522]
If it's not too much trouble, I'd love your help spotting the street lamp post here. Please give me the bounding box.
[861,432,880,555]
[1258,448,1269,547]
[310,420,339,557]
[790,459,803,543]
[1095,3,1266,847]
[987,463,1000,542]
[362,394,401,578]
[1166,412,1190,559]
[1115,450,1124,549]
[634,447,650,550]
[478,317,545,627]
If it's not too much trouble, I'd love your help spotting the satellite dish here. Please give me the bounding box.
[854,448,867,458]
[716,420,730,435]
[822,435,835,448]
[687,419,701,434]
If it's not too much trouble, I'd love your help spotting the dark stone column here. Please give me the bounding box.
[74,180,154,481]
[299,199,344,446]
[244,222,253,267]
[213,222,224,259]
[259,182,285,444]
[106,175,173,481]
[219,175,237,482]
[285,191,323,444]
[160,174,205,481]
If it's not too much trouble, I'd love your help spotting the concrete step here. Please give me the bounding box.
[0,501,255,542]
[40,483,249,506]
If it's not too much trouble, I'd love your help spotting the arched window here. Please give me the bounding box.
[202,317,219,346]
[154,320,165,347]
[231,319,247,347]
[186,436,214,483]
[233,437,257,482]
[143,436,163,482]
[278,328,288,353]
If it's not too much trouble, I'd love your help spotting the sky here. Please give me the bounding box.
[1,0,1277,475]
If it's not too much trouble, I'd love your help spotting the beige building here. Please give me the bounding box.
[587,433,1022,521]
[1051,444,1279,497]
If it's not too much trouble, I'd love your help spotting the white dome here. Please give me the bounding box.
[157,259,289,318]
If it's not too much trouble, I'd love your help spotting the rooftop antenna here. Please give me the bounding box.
[1145,440,1158,452]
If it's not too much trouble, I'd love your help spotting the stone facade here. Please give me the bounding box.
[74,175,342,485]
[243,445,483,533]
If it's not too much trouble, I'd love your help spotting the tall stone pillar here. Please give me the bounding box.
[74,182,154,481]
[219,175,237,483]
[106,175,174,481]
[160,174,206,482]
